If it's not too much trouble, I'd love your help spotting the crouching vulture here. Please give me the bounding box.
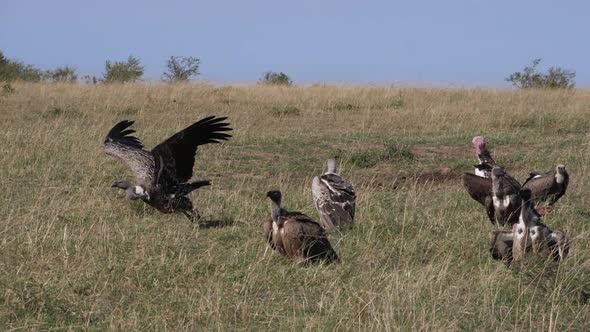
[263,190,339,264]
[103,116,232,222]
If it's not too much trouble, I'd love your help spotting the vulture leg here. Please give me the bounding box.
[262,220,275,249]
[485,197,495,225]
[182,209,202,224]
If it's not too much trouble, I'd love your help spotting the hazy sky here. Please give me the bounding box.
[1,1,588,86]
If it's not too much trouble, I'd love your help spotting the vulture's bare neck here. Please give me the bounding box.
[270,199,282,223]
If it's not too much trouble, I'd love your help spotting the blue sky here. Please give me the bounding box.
[1,1,588,86]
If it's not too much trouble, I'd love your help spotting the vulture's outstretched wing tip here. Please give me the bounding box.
[104,120,144,149]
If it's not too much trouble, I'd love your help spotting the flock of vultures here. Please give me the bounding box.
[103,116,570,266]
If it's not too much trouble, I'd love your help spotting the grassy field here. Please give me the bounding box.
[1,83,589,330]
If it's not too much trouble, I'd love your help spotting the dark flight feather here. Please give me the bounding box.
[104,120,144,149]
[152,116,232,187]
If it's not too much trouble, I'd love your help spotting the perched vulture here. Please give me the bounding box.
[103,116,232,222]
[523,164,569,209]
[311,159,356,230]
[472,136,496,178]
[265,190,339,264]
[489,189,569,265]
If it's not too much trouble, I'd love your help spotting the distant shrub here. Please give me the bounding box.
[162,56,200,82]
[271,105,301,116]
[82,75,99,85]
[44,66,77,82]
[506,59,575,89]
[327,102,360,111]
[103,55,144,83]
[0,50,43,82]
[259,71,292,86]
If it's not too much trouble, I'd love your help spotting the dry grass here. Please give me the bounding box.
[1,82,590,330]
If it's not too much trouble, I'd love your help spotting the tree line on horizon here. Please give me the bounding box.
[0,49,576,89]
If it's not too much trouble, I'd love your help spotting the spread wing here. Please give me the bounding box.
[523,171,555,202]
[103,120,155,185]
[151,116,232,189]
[522,172,542,186]
[462,173,491,206]
[502,172,523,195]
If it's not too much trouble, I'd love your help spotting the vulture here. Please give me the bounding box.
[511,189,540,262]
[311,158,356,230]
[490,166,522,226]
[489,191,569,265]
[463,166,521,225]
[523,164,569,210]
[103,116,232,222]
[472,136,496,178]
[264,190,339,264]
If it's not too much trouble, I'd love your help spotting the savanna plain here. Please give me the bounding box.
[1,83,590,330]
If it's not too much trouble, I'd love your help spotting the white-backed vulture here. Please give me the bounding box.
[103,116,232,222]
[312,159,356,230]
[265,190,339,264]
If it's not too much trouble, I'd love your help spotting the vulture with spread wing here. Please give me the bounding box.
[103,116,232,222]
[523,164,569,209]
[463,166,522,225]
[490,166,522,226]
[264,190,339,264]
[312,159,356,230]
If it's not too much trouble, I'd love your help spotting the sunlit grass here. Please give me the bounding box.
[0,83,589,330]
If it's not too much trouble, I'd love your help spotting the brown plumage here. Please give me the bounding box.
[312,159,356,230]
[265,190,339,264]
[523,164,569,208]
[103,116,232,222]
